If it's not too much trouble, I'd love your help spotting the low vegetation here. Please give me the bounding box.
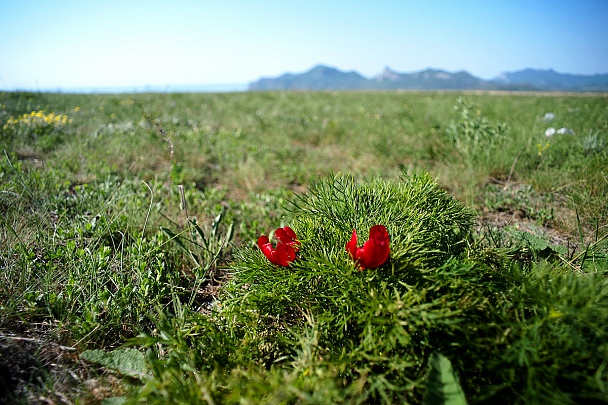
[1,90,607,404]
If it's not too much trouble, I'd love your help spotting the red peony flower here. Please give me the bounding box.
[345,225,390,270]
[258,226,300,266]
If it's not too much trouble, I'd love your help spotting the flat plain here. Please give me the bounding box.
[1,90,607,404]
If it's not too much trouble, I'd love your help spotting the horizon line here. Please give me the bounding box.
[3,65,608,94]
[0,83,249,94]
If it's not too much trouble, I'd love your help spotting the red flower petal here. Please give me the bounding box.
[346,229,358,259]
[345,225,390,270]
[258,235,270,250]
[276,226,297,241]
[275,243,296,266]
[275,226,300,251]
[258,235,277,264]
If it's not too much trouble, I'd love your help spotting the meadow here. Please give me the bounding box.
[1,90,607,404]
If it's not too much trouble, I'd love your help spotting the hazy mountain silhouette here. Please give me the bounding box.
[492,68,608,91]
[248,65,608,92]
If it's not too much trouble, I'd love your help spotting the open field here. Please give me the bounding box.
[1,90,607,404]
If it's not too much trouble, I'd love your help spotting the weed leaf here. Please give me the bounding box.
[424,352,468,405]
[80,348,149,379]
[509,229,567,256]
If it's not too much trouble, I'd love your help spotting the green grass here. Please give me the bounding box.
[1,90,607,404]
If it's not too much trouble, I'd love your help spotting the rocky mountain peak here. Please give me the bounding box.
[376,66,401,81]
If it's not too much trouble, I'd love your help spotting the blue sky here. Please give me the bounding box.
[1,0,607,91]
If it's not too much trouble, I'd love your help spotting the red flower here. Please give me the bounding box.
[258,226,300,266]
[345,225,390,270]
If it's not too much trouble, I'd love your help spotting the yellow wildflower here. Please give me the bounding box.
[536,142,550,157]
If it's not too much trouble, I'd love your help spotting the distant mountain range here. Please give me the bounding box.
[248,65,608,92]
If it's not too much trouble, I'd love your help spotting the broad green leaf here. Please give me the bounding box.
[424,352,468,405]
[509,229,567,256]
[80,348,148,379]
